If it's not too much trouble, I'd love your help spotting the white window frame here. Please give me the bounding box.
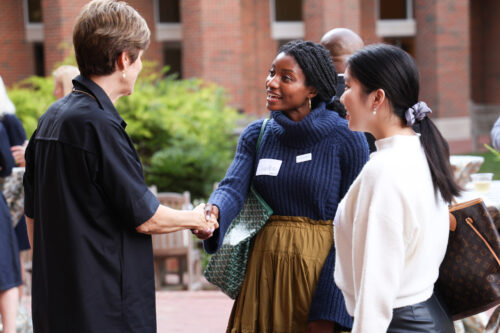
[23,0,44,42]
[376,0,416,37]
[154,0,182,42]
[270,0,304,40]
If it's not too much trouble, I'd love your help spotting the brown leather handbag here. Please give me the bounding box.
[436,198,500,320]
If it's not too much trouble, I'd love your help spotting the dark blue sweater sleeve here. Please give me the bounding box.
[0,123,14,177]
[308,128,369,327]
[203,120,263,254]
[2,114,26,146]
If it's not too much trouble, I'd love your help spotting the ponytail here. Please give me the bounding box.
[412,117,462,203]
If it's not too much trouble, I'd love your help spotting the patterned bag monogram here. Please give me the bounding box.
[436,198,500,320]
[0,167,25,227]
[203,119,273,299]
[203,186,273,299]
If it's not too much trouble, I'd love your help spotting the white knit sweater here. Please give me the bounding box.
[334,135,449,332]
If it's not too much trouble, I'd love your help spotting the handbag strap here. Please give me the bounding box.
[256,118,269,153]
[249,118,270,192]
[465,217,500,267]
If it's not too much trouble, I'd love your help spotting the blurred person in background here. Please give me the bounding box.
[0,119,22,333]
[52,65,80,99]
[320,28,376,153]
[0,75,30,307]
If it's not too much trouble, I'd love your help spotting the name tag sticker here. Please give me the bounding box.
[296,153,312,163]
[256,159,282,176]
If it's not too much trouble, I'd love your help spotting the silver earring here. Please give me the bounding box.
[309,98,312,110]
[122,71,126,79]
[373,107,377,115]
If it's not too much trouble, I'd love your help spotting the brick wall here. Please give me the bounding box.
[482,0,500,105]
[360,0,379,44]
[1,0,496,127]
[202,0,243,108]
[240,0,276,116]
[471,0,500,105]
[182,0,245,111]
[415,0,470,119]
[181,0,202,78]
[304,0,363,42]
[42,0,88,75]
[0,0,34,86]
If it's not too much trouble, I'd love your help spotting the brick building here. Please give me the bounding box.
[0,0,498,152]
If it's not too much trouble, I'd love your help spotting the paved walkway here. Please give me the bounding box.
[20,291,234,333]
[156,291,234,332]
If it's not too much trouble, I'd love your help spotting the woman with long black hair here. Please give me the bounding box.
[334,44,460,332]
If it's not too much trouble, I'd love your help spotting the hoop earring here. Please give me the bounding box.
[308,98,312,110]
[372,107,377,115]
[122,71,126,79]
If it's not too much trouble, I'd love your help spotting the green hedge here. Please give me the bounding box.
[8,65,241,199]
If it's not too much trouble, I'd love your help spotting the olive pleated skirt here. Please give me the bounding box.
[227,215,333,333]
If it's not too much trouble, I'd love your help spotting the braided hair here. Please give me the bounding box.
[278,40,345,116]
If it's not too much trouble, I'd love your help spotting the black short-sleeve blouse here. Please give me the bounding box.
[24,75,160,333]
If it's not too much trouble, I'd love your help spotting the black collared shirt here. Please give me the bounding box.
[24,75,160,333]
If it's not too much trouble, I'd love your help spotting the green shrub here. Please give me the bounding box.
[118,69,241,198]
[9,65,241,199]
[8,76,56,137]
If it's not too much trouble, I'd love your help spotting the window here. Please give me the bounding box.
[163,42,182,79]
[27,0,42,23]
[271,0,304,40]
[155,0,182,42]
[376,0,415,37]
[24,0,43,41]
[34,42,45,77]
[275,0,302,21]
[379,0,408,19]
[158,0,180,23]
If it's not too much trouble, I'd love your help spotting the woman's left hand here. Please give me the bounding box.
[306,320,335,333]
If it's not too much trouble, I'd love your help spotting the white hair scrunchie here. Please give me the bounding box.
[405,101,432,126]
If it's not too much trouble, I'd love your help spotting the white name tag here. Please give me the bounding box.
[256,159,282,176]
[296,153,312,163]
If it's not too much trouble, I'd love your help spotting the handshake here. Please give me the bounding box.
[191,203,219,240]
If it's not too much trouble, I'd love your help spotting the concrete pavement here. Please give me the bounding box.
[156,291,234,332]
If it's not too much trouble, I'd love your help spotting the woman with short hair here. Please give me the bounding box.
[24,1,217,332]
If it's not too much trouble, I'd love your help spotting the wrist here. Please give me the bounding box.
[185,210,200,229]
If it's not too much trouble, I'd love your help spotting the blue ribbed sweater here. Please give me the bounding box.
[204,102,369,327]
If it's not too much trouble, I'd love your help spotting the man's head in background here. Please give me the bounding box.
[320,28,364,74]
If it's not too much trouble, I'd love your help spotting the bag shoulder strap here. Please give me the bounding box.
[256,118,269,153]
[249,118,269,191]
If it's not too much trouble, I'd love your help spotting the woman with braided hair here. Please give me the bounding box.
[334,44,460,332]
[202,40,369,332]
